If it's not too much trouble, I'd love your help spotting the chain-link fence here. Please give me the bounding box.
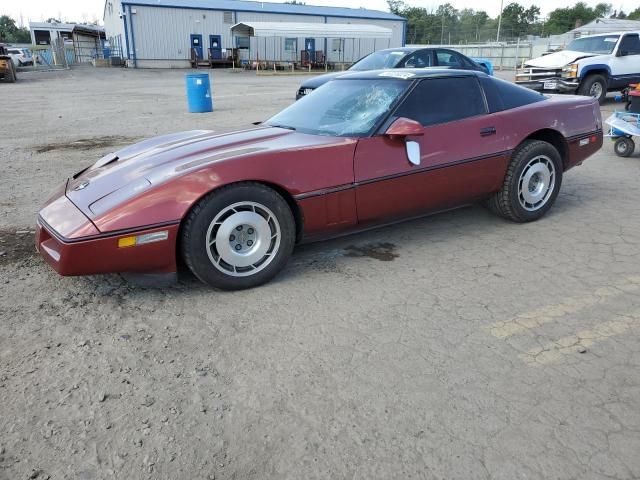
[15,36,125,72]
[406,25,546,46]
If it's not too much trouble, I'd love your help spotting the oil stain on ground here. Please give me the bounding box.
[35,136,137,153]
[0,230,38,266]
[344,242,399,262]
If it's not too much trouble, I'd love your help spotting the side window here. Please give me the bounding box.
[484,76,545,111]
[401,50,432,68]
[619,34,640,56]
[436,50,463,68]
[480,77,503,113]
[394,77,487,127]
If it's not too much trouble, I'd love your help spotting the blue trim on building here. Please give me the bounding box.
[402,20,407,46]
[120,1,404,22]
[128,4,138,67]
[122,11,130,59]
[323,16,327,60]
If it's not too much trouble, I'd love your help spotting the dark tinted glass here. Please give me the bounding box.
[480,77,503,113]
[394,77,486,127]
[619,34,640,55]
[489,76,546,111]
[400,50,432,67]
[436,50,464,68]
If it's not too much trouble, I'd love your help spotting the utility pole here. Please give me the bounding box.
[441,11,445,44]
[496,0,504,42]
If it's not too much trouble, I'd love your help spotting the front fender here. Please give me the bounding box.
[579,63,612,79]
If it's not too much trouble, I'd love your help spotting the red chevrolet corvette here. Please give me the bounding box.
[36,69,602,289]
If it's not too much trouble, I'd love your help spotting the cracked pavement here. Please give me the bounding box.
[1,68,639,479]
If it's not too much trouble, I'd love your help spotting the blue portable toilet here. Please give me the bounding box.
[185,73,213,113]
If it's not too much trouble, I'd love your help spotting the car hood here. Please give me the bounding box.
[65,127,319,219]
[299,71,348,89]
[524,50,599,68]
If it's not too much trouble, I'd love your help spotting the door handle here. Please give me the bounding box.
[480,127,496,137]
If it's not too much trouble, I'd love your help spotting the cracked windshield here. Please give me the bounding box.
[265,79,409,137]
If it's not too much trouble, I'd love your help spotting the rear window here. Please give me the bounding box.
[481,76,545,112]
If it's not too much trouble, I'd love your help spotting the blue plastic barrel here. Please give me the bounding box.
[185,73,213,113]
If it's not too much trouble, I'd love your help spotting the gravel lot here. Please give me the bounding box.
[1,67,640,480]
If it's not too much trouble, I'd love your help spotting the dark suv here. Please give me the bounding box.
[296,47,491,99]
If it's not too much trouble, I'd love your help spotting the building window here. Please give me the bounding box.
[236,36,249,49]
[284,38,296,51]
[224,11,233,24]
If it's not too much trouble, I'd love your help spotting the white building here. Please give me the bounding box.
[102,0,406,68]
[29,22,105,46]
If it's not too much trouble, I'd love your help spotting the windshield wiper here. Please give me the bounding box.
[269,124,296,131]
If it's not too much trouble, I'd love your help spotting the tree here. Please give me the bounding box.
[500,3,540,38]
[594,3,612,17]
[0,15,31,43]
[545,2,601,34]
[628,7,640,20]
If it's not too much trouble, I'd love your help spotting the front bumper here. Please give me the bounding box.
[36,194,179,276]
[515,77,579,93]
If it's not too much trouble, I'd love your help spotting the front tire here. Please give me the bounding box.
[181,183,296,290]
[614,137,634,157]
[578,74,607,103]
[5,63,16,83]
[486,140,563,223]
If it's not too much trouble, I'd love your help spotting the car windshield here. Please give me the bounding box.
[567,35,620,54]
[349,50,408,71]
[265,78,409,137]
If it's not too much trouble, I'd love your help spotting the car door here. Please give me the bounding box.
[610,33,640,87]
[353,76,508,225]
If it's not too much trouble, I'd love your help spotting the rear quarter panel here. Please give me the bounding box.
[503,95,602,168]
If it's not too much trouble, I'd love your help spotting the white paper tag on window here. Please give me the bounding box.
[196,79,202,85]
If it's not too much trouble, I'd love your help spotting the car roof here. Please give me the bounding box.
[374,47,422,54]
[576,31,639,38]
[334,68,488,80]
[375,46,464,54]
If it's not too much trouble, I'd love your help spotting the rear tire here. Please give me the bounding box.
[181,182,296,290]
[486,140,563,223]
[578,74,607,103]
[614,137,634,157]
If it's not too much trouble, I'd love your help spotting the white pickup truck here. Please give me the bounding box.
[516,31,640,103]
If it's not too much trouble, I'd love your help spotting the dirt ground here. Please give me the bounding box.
[1,67,640,480]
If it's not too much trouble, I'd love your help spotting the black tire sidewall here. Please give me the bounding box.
[507,142,563,222]
[615,137,634,157]
[579,74,606,103]
[182,184,296,290]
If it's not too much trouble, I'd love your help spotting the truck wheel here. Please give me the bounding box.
[578,74,607,103]
[614,137,634,157]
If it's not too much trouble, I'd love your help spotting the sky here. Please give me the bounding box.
[4,0,639,27]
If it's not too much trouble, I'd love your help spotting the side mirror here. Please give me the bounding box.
[385,117,423,166]
[385,117,424,139]
[617,50,628,57]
